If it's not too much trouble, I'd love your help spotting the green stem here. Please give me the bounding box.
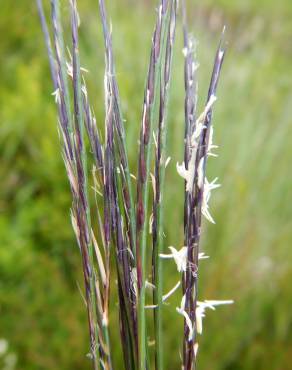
[138,4,172,369]
[153,3,177,369]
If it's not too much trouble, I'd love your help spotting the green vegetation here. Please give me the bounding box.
[1,0,292,369]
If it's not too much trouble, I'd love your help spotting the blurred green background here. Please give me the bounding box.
[1,0,292,369]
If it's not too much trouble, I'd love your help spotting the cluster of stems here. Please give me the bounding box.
[37,0,227,369]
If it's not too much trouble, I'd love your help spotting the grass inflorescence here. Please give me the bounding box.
[37,0,232,369]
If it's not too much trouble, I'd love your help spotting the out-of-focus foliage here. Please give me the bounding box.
[0,0,291,369]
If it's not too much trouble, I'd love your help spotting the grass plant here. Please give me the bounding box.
[37,0,233,369]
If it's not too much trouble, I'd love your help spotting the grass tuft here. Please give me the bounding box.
[37,1,231,369]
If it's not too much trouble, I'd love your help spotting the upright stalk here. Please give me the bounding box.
[38,1,102,368]
[98,0,137,262]
[152,2,177,369]
[181,1,198,368]
[181,2,226,367]
[99,1,138,366]
[135,2,172,368]
[70,1,104,368]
